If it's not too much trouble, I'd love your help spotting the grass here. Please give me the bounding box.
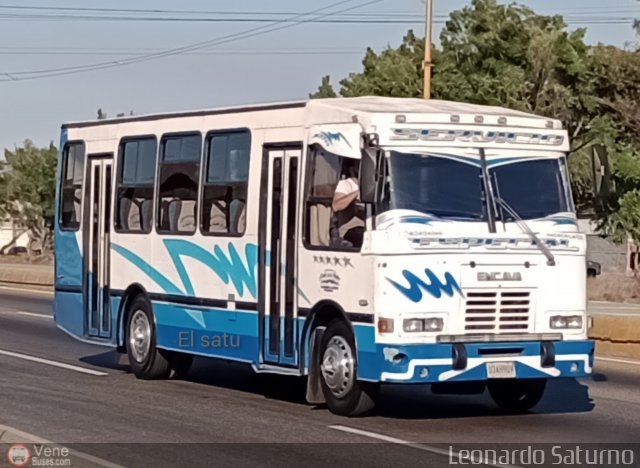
[588,273,640,303]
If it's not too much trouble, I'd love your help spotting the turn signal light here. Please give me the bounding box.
[378,318,394,334]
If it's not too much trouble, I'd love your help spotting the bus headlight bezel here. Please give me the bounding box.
[402,317,444,333]
[550,315,583,330]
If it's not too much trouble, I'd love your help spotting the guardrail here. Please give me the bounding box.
[590,315,640,360]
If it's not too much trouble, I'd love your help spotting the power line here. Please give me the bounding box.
[0,0,383,82]
[0,48,371,57]
[0,12,636,23]
[0,4,636,15]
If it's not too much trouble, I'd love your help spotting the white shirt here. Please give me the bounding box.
[335,177,358,196]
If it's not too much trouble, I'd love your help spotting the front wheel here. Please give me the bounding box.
[319,320,377,416]
[126,295,171,380]
[488,378,547,413]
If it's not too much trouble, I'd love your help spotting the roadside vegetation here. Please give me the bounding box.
[311,0,640,244]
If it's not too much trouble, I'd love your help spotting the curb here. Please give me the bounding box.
[589,315,640,360]
[0,265,53,287]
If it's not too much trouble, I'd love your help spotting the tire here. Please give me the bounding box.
[319,319,377,416]
[488,378,547,413]
[125,295,171,380]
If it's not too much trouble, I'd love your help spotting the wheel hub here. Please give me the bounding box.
[129,310,151,363]
[321,335,355,398]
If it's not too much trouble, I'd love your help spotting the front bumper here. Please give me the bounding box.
[357,339,594,383]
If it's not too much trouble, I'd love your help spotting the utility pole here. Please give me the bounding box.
[423,0,433,99]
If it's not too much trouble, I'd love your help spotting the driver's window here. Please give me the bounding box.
[304,145,364,250]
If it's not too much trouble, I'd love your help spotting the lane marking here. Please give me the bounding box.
[0,284,53,297]
[0,424,123,468]
[17,311,52,320]
[0,349,108,376]
[329,425,521,468]
[596,356,640,366]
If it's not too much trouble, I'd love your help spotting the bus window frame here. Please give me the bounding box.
[114,135,158,235]
[199,128,252,239]
[301,144,362,253]
[155,131,203,237]
[58,140,86,232]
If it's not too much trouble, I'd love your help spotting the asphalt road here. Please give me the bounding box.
[1,286,639,467]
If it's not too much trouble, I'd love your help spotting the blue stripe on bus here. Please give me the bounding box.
[55,232,83,286]
[111,241,262,300]
[153,302,259,362]
[54,289,84,337]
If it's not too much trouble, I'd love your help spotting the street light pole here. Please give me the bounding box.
[423,0,433,99]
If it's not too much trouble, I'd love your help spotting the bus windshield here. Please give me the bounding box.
[387,152,571,221]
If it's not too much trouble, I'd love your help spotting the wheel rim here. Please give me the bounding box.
[321,335,355,398]
[129,310,151,363]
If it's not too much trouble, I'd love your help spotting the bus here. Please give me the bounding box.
[54,97,594,416]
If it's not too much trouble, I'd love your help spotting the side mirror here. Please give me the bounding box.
[360,147,377,204]
[359,133,384,204]
[591,144,611,197]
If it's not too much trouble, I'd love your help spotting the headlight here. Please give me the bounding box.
[403,318,444,333]
[424,318,444,332]
[550,315,583,330]
[403,318,424,332]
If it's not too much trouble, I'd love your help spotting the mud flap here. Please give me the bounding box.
[305,326,326,404]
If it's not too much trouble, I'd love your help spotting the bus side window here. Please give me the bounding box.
[115,138,157,234]
[156,134,202,235]
[59,142,85,231]
[201,131,250,236]
[305,145,363,250]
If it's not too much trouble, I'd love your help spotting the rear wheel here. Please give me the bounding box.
[126,295,171,380]
[488,378,547,413]
[319,319,377,416]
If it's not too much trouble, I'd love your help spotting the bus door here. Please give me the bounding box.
[259,145,302,366]
[83,154,113,339]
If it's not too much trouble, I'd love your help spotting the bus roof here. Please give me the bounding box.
[61,96,563,130]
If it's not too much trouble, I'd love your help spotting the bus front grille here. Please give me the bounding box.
[464,291,531,333]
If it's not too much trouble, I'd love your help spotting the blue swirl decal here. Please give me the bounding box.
[544,216,577,226]
[112,241,259,299]
[387,269,463,302]
[312,131,352,148]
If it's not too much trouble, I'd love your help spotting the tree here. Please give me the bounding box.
[310,75,337,98]
[0,140,58,256]
[309,0,640,242]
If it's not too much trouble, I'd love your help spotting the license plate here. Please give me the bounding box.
[487,362,516,379]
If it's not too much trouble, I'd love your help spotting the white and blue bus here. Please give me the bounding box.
[54,97,594,416]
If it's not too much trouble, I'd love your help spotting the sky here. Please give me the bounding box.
[0,0,638,153]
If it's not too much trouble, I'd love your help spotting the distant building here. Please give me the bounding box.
[578,219,627,274]
[0,218,29,254]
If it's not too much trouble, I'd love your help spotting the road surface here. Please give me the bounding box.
[0,286,639,467]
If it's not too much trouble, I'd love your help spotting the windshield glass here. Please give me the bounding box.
[388,152,485,220]
[387,152,571,221]
[492,158,570,219]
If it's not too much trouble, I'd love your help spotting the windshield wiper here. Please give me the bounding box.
[493,196,556,266]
